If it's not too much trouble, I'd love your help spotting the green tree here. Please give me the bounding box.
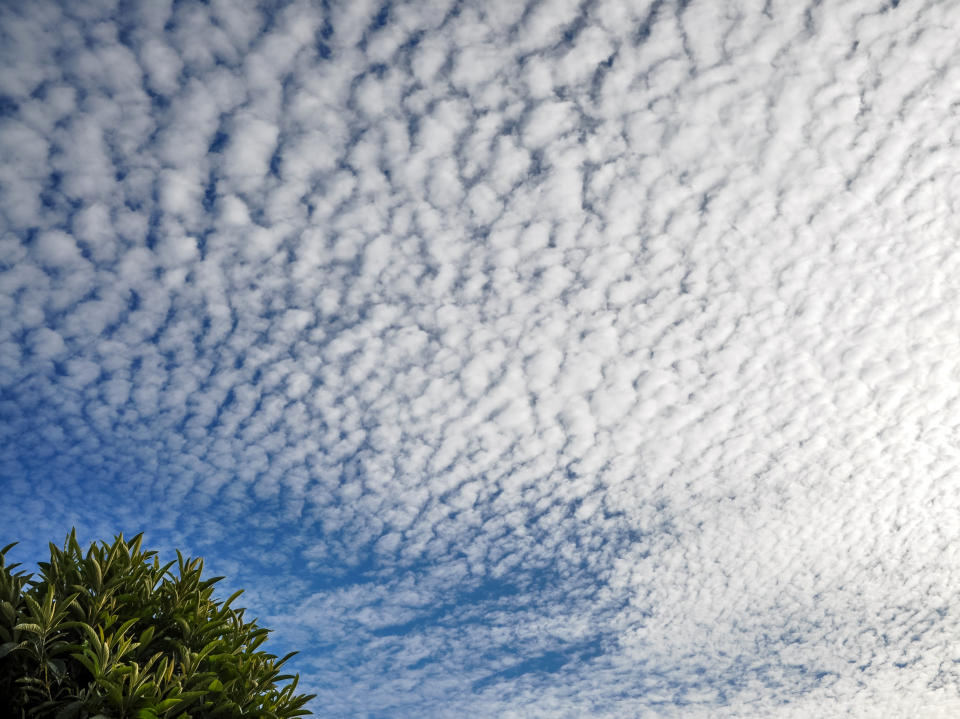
[0,531,314,718]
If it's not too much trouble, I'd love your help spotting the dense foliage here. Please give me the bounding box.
[0,531,314,718]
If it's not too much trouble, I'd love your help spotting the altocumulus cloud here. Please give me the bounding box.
[3,0,960,715]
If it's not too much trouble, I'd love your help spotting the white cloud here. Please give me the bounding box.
[222,114,279,192]
[6,0,960,716]
[33,230,85,268]
[28,327,66,359]
[522,100,577,149]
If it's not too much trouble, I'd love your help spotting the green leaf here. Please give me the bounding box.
[70,650,99,675]
[0,601,16,623]
[117,616,139,637]
[276,650,298,668]
[221,589,244,609]
[88,557,103,590]
[104,678,123,706]
[2,529,316,718]
[47,657,67,681]
[15,676,47,686]
[55,700,83,719]
[139,625,156,647]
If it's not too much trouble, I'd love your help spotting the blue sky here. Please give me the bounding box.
[4,0,960,716]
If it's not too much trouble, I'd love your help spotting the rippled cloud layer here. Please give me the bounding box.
[4,0,960,715]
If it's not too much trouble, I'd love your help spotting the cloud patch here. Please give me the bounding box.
[4,0,960,716]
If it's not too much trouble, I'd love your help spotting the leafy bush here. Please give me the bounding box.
[0,531,314,718]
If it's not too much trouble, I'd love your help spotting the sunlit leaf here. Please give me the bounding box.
[1,529,313,717]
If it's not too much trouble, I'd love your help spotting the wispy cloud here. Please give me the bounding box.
[4,0,960,715]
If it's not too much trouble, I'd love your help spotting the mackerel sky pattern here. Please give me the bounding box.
[3,0,960,716]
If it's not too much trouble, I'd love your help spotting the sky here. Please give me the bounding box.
[3,0,960,716]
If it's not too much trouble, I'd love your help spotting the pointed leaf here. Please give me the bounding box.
[276,650,298,668]
[139,625,155,647]
[0,640,21,658]
[221,589,244,609]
